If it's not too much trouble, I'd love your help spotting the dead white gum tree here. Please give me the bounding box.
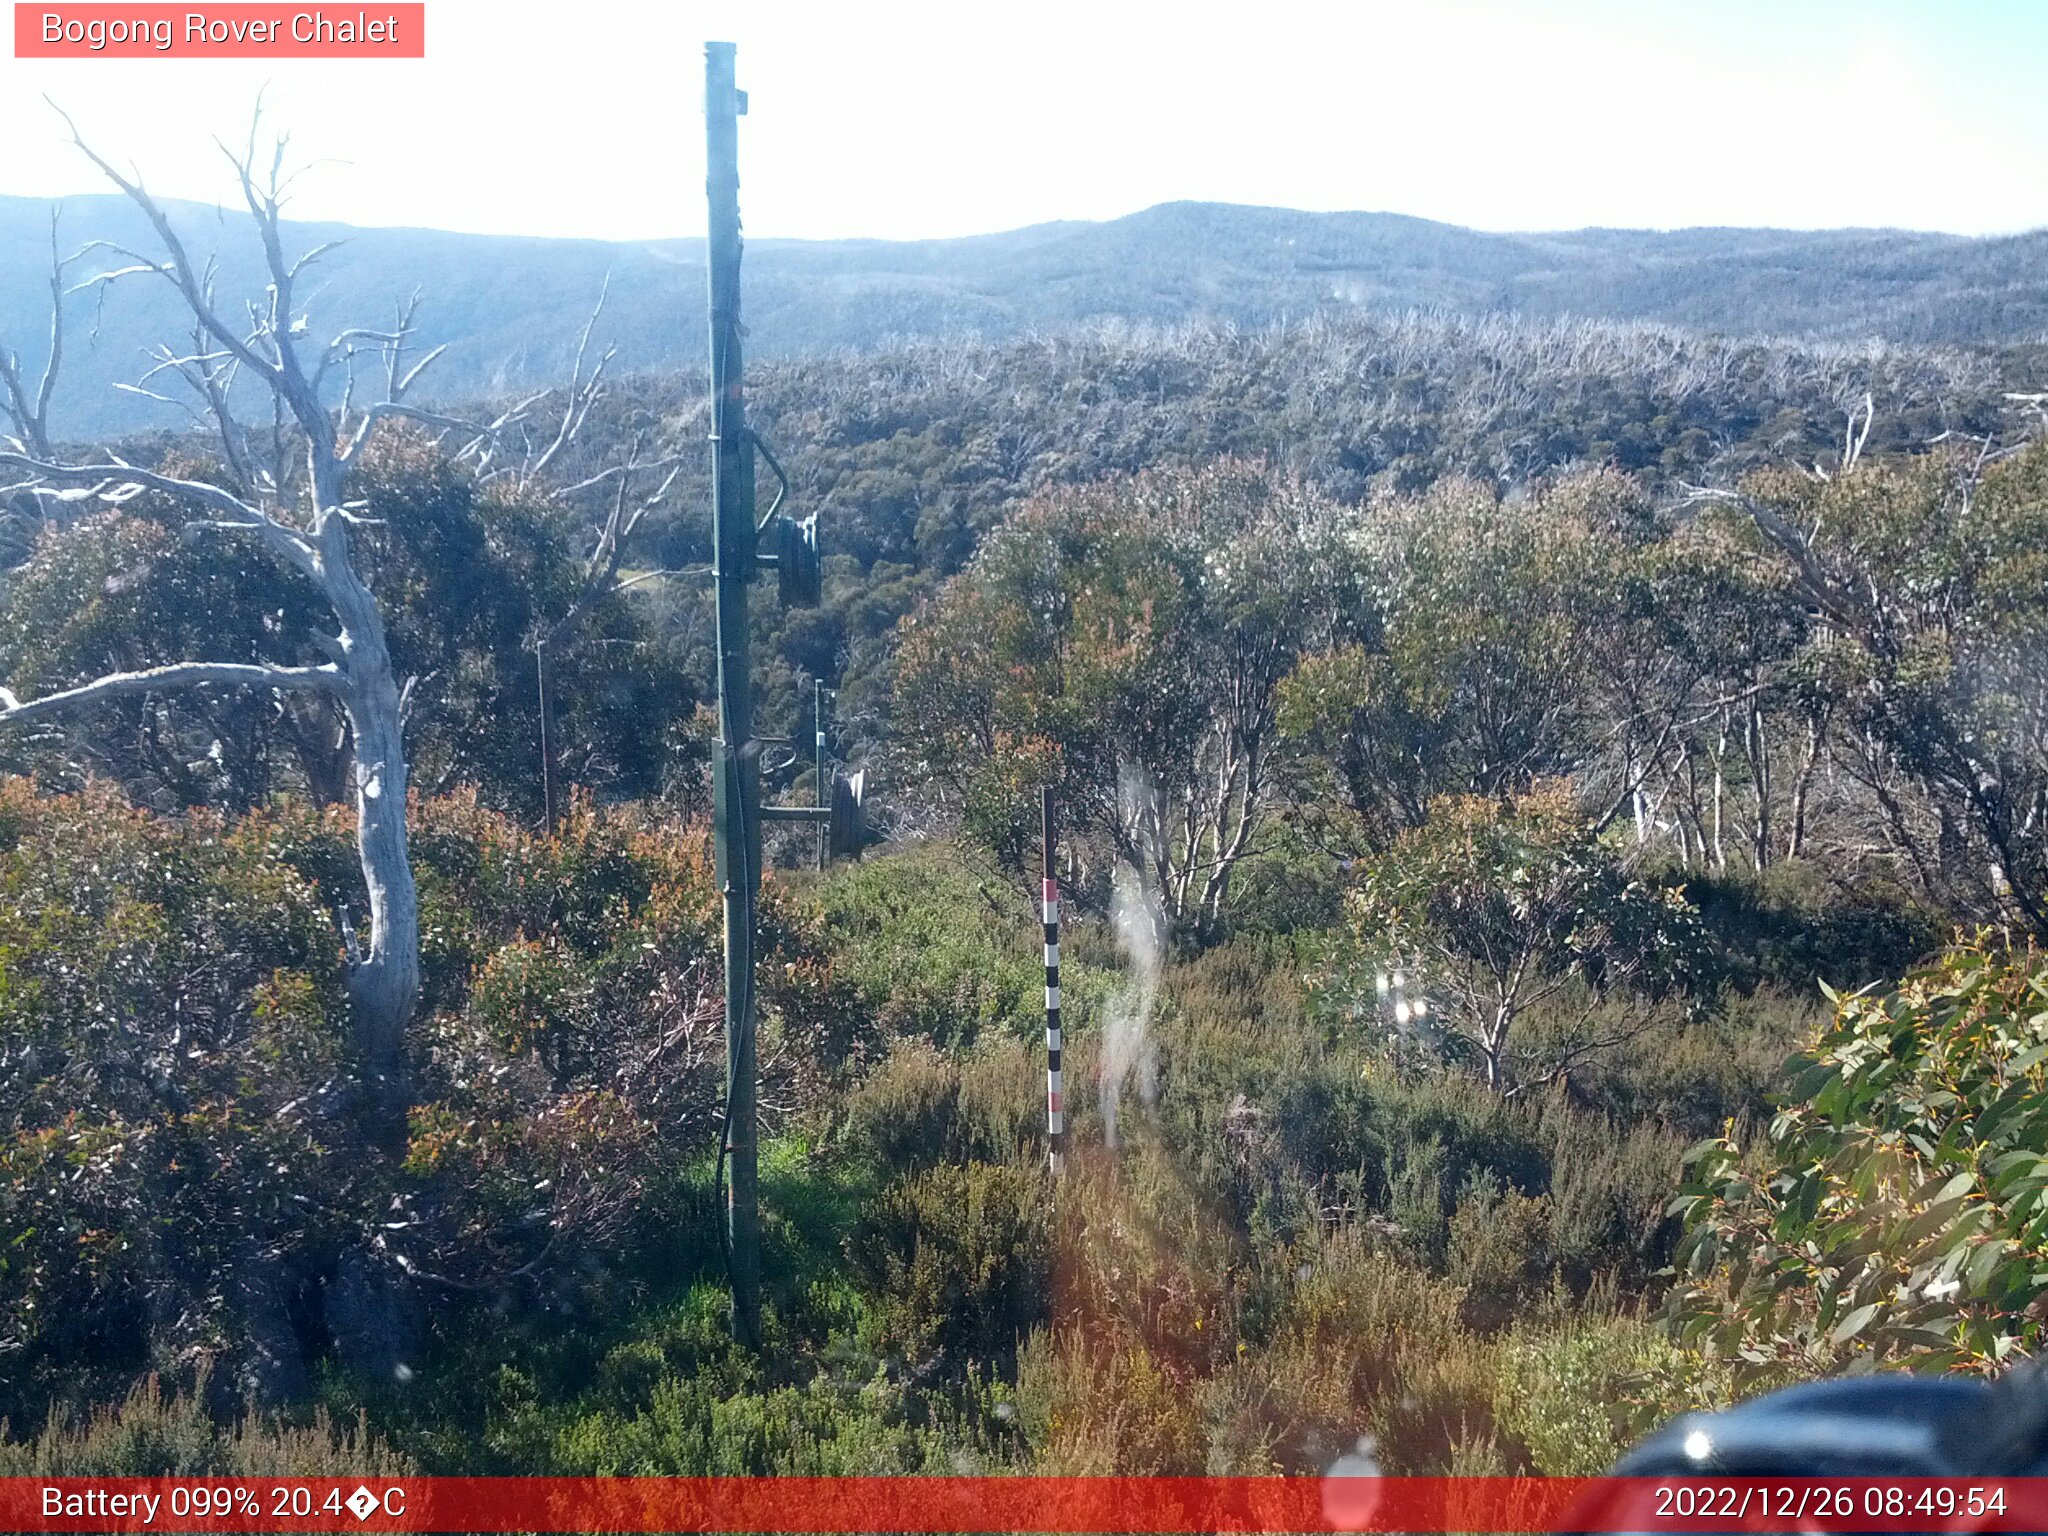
[0,113,556,1127]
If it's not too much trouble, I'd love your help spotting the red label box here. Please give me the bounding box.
[15,3,425,56]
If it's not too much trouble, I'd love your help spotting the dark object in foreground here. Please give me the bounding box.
[1616,1375,2014,1477]
[1563,1366,2048,1532]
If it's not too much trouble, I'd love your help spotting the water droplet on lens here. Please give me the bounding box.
[1322,1436,1383,1531]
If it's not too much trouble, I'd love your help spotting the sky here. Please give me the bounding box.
[2,0,2046,242]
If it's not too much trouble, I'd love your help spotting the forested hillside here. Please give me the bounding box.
[4,151,2048,1485]
[616,312,2044,754]
[5,191,2047,436]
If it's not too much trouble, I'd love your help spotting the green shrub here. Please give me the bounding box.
[1566,990,1810,1140]
[1015,1329,1207,1475]
[1494,1311,1723,1475]
[0,1375,409,1476]
[838,1029,1045,1174]
[1668,937,2048,1385]
[0,780,860,1425]
[846,1162,1051,1379]
[1125,934,1705,1294]
[1446,1170,1554,1330]
[0,780,359,1416]
[838,1039,961,1170]
[1221,832,1346,937]
[953,1040,1046,1166]
[1324,785,1710,1095]
[549,1368,950,1476]
[1536,1099,1686,1288]
[818,848,1043,1046]
[1265,1229,1503,1474]
[1684,860,1944,996]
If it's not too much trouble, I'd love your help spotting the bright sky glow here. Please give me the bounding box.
[2,0,2045,241]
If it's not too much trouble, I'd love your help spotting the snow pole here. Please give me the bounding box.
[1042,786,1064,1175]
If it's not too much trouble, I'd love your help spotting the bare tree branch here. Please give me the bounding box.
[0,450,318,575]
[0,660,341,725]
[0,207,81,461]
[544,443,682,650]
[514,274,616,489]
[1679,483,1867,637]
[340,400,489,464]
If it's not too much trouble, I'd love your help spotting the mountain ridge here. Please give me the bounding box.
[3,193,2044,438]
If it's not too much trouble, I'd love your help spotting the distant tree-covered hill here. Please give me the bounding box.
[4,193,2046,439]
[577,309,2044,757]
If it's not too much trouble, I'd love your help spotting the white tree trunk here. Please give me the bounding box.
[340,639,418,1111]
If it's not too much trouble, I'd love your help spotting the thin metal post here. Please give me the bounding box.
[814,679,828,873]
[1042,787,1064,1175]
[536,639,555,828]
[705,38,760,1347]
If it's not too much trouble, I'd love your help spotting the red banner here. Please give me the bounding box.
[4,1476,2048,1533]
[14,4,424,57]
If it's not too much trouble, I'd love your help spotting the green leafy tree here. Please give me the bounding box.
[0,435,693,821]
[1327,785,1709,1093]
[1714,443,2048,931]
[1668,937,2048,1386]
[894,460,1357,939]
[1613,518,1817,873]
[0,497,323,808]
[1278,472,1642,853]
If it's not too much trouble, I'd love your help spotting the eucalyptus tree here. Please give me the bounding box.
[0,119,552,1124]
[894,459,1358,941]
[1696,442,2048,932]
[1333,785,1709,1095]
[1277,471,1642,854]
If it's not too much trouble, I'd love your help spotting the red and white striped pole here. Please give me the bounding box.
[1041,786,1064,1175]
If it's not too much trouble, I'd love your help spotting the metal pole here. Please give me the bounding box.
[535,639,554,828]
[814,679,828,873]
[705,38,760,1347]
[1042,787,1064,1175]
